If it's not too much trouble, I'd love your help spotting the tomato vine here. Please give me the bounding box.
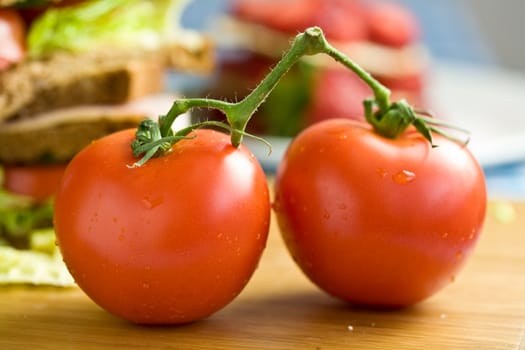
[131,26,468,167]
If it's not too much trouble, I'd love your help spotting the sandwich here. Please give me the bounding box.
[0,0,214,285]
[198,0,429,136]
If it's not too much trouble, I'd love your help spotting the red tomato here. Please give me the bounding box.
[3,164,66,202]
[232,0,367,42]
[365,2,420,47]
[314,0,368,42]
[232,0,320,34]
[273,119,486,307]
[306,68,372,124]
[0,9,26,69]
[54,128,271,324]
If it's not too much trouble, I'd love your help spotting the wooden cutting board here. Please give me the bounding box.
[1,200,524,349]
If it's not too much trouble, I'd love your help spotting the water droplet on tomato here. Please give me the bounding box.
[376,167,388,178]
[142,196,163,209]
[142,283,150,289]
[392,170,416,184]
[338,133,348,141]
[338,203,347,210]
[441,232,449,239]
[323,210,331,220]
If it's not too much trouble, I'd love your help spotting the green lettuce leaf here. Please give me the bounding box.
[0,167,73,286]
[0,245,74,286]
[27,0,190,57]
[0,189,54,248]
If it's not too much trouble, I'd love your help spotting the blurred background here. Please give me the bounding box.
[180,0,525,199]
[182,0,525,70]
[394,0,524,70]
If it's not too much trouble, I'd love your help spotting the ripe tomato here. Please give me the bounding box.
[3,164,66,202]
[306,68,372,124]
[0,9,26,69]
[54,128,270,324]
[364,2,420,47]
[273,119,486,307]
[232,0,320,34]
[231,0,367,42]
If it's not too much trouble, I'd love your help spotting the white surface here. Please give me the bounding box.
[246,62,525,170]
[429,62,525,167]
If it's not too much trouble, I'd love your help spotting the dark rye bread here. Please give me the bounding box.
[0,112,144,164]
[0,37,214,164]
[0,116,143,164]
[0,53,163,123]
[0,39,214,123]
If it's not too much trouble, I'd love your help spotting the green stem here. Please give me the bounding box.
[158,98,235,137]
[131,26,468,165]
[318,36,391,111]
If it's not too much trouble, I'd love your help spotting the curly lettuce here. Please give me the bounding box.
[27,0,191,57]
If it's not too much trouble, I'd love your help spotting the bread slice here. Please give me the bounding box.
[0,112,144,164]
[0,38,214,124]
[0,92,186,164]
[0,34,213,164]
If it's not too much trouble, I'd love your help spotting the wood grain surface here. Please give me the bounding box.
[1,200,524,349]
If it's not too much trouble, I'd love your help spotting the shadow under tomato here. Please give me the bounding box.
[2,285,432,349]
[190,289,430,343]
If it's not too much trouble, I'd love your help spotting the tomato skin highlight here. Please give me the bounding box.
[274,119,486,307]
[54,129,270,324]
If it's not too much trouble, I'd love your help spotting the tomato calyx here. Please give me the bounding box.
[316,28,470,146]
[364,99,471,147]
[131,27,469,166]
[129,116,268,168]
